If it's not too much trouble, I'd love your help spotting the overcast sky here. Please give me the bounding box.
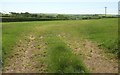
[0,0,119,14]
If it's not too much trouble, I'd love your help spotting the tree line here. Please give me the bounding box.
[0,12,118,22]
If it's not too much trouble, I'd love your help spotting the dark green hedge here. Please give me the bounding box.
[1,16,118,22]
[1,17,62,22]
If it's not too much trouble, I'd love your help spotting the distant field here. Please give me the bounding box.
[2,18,118,73]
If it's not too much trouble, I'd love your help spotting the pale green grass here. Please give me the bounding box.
[2,18,118,72]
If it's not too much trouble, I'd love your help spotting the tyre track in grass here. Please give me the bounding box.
[57,33,118,73]
[3,34,48,73]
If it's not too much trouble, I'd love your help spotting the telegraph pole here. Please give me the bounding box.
[105,7,107,17]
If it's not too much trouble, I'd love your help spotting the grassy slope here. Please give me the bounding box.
[2,18,118,72]
[2,22,50,59]
[77,19,118,54]
[47,18,118,54]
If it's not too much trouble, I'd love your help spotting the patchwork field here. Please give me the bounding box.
[2,18,118,73]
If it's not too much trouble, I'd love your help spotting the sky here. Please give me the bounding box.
[0,0,119,14]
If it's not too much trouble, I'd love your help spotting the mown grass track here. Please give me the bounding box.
[44,34,89,73]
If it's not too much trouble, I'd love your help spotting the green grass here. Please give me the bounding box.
[44,34,88,73]
[44,18,118,54]
[2,18,118,72]
[2,22,32,59]
[2,21,51,58]
[76,19,118,54]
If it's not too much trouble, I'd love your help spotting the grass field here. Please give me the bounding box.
[2,18,118,73]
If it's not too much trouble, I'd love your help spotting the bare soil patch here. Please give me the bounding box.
[3,34,48,73]
[58,33,118,73]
